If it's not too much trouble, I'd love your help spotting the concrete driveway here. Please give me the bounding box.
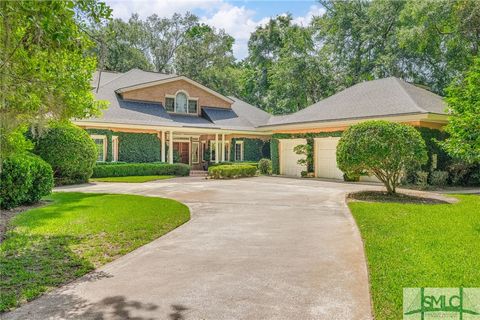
[4,176,373,320]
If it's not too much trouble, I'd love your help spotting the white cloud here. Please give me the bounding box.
[105,0,223,20]
[200,3,269,59]
[105,1,325,60]
[291,5,326,26]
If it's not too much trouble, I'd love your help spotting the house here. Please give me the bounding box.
[76,70,448,178]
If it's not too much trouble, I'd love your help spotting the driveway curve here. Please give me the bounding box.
[4,176,373,320]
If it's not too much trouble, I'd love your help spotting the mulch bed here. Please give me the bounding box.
[0,201,50,242]
[347,191,450,204]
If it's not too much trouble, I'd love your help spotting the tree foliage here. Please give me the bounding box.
[336,121,428,194]
[34,123,98,185]
[0,0,111,161]
[442,57,480,163]
[96,13,239,95]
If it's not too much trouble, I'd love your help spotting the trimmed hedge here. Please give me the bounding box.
[208,164,257,179]
[209,161,258,167]
[35,123,97,185]
[0,153,54,209]
[92,162,190,178]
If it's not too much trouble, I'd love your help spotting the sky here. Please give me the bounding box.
[104,0,324,59]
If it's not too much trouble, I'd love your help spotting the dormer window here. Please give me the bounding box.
[165,91,198,114]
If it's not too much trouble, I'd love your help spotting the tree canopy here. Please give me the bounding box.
[442,57,480,163]
[0,0,111,160]
[336,121,428,194]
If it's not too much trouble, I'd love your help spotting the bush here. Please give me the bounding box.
[337,120,428,194]
[0,153,53,209]
[35,123,97,185]
[447,161,480,186]
[92,162,190,178]
[429,170,449,187]
[258,158,272,175]
[415,171,429,189]
[208,164,257,179]
[209,161,258,167]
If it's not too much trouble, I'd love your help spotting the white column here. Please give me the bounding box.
[215,133,219,164]
[169,130,174,164]
[161,131,166,163]
[221,134,225,162]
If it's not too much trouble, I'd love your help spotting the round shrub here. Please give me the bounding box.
[0,153,54,209]
[258,158,272,175]
[35,123,97,185]
[337,120,428,194]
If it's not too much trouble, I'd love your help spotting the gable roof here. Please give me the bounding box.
[81,69,272,131]
[264,77,447,127]
[115,75,234,104]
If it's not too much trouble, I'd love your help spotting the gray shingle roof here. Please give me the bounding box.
[265,77,446,126]
[82,69,271,131]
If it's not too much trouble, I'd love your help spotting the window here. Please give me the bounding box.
[210,141,216,161]
[175,92,188,113]
[188,100,197,113]
[235,141,244,161]
[91,135,106,162]
[192,142,199,164]
[165,92,198,114]
[165,97,175,112]
[112,136,119,162]
[225,142,230,161]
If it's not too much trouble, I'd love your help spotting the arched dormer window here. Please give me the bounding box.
[165,91,198,114]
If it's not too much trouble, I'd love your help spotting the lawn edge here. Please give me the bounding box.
[0,192,192,314]
[343,192,376,320]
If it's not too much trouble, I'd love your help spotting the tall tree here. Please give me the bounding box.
[145,12,198,73]
[243,15,334,114]
[174,24,238,95]
[0,0,111,161]
[99,14,153,72]
[442,56,480,163]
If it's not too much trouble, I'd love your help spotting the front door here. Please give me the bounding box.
[173,142,189,164]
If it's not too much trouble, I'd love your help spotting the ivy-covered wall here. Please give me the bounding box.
[86,129,114,162]
[85,129,161,163]
[270,131,343,174]
[416,127,450,171]
[230,138,270,162]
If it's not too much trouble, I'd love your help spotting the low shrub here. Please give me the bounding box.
[415,171,429,189]
[0,153,54,209]
[92,162,190,178]
[209,161,258,167]
[208,164,257,179]
[429,170,449,187]
[34,123,97,185]
[258,158,272,175]
[447,161,480,186]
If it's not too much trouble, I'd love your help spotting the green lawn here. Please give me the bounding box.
[90,175,175,183]
[0,192,189,312]
[349,194,480,319]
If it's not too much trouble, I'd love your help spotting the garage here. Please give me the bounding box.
[279,138,307,177]
[314,137,344,180]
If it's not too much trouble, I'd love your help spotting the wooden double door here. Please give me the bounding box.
[173,142,190,164]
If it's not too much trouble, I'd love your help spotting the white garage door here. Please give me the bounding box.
[279,139,307,177]
[314,137,344,180]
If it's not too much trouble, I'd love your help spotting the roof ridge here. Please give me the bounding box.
[393,78,428,113]
[96,70,131,88]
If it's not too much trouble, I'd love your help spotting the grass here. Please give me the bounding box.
[348,194,480,319]
[90,175,175,183]
[0,192,190,312]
